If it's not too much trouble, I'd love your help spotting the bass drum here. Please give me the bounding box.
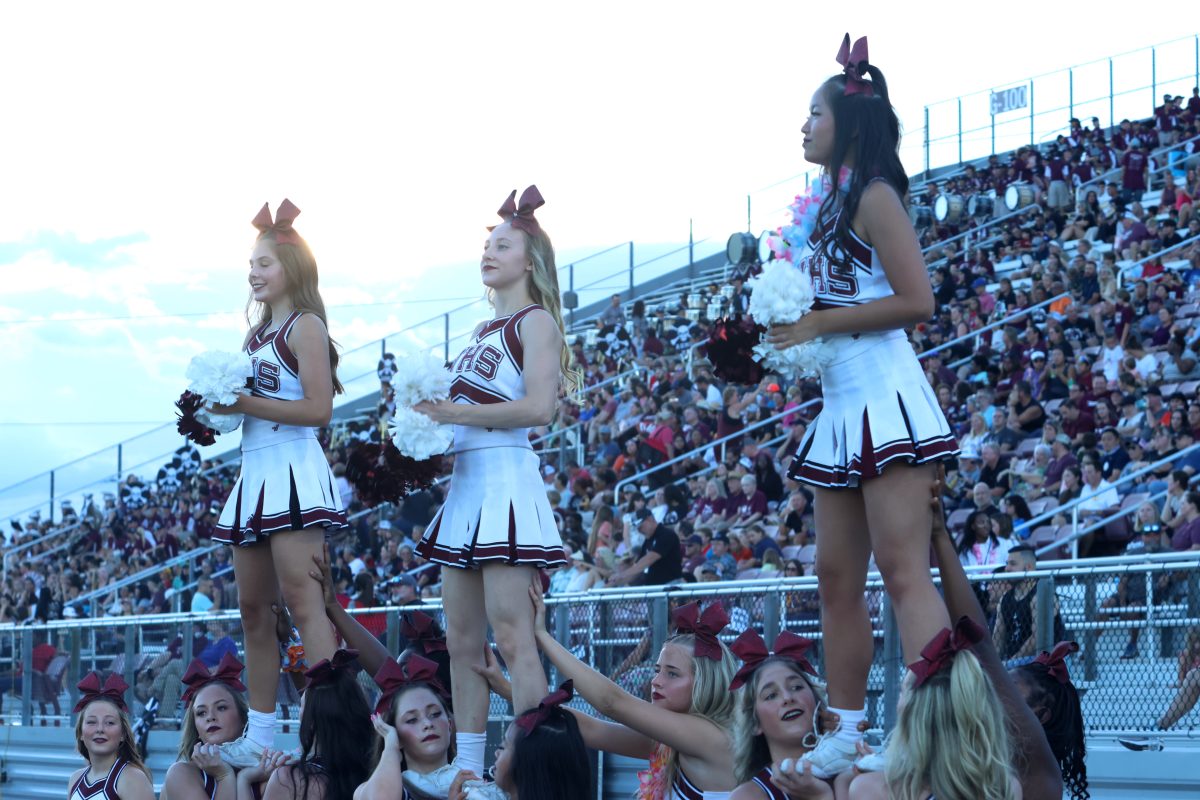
[1005,183,1035,211]
[909,205,934,227]
[968,194,994,217]
[934,194,965,224]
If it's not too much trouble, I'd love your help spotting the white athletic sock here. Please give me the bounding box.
[829,706,866,746]
[247,709,276,749]
[455,731,487,776]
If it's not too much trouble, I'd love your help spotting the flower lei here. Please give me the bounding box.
[768,167,853,263]
[748,167,853,381]
[635,743,672,800]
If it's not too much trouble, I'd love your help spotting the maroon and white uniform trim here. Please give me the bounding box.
[749,767,789,799]
[69,757,131,800]
[417,305,565,569]
[788,197,959,489]
[215,311,348,545]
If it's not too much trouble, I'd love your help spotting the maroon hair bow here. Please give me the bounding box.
[401,611,448,655]
[252,199,303,246]
[515,680,573,734]
[836,34,873,97]
[373,654,447,716]
[304,648,360,689]
[1032,640,1079,685]
[908,616,985,688]
[671,601,730,661]
[728,630,817,691]
[74,672,129,714]
[490,185,544,236]
[180,652,247,706]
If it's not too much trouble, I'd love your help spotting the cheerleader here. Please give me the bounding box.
[209,200,348,765]
[68,673,154,800]
[412,186,576,778]
[766,35,958,776]
[160,653,291,800]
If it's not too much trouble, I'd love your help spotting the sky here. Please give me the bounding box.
[0,1,1194,521]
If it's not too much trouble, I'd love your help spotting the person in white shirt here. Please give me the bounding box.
[1075,458,1121,557]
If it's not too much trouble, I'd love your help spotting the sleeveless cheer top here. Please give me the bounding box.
[671,766,730,800]
[69,756,131,800]
[448,304,542,453]
[242,310,318,451]
[749,766,788,799]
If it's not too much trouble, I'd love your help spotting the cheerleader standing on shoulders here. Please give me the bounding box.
[68,673,154,800]
[210,200,348,765]
[767,35,958,777]
[412,185,576,778]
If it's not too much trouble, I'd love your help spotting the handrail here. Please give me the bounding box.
[1077,132,1200,200]
[65,544,222,613]
[1117,232,1200,287]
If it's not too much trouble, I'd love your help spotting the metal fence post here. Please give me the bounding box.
[553,603,571,689]
[387,609,400,654]
[1151,47,1157,115]
[69,626,82,712]
[443,313,450,364]
[746,195,751,232]
[957,98,962,165]
[991,102,996,157]
[1029,80,1035,146]
[20,627,33,726]
[881,597,901,734]
[1069,68,1074,120]
[651,595,669,659]
[923,107,930,176]
[628,242,638,298]
[1035,577,1056,652]
[1082,579,1098,682]
[123,624,137,688]
[762,591,780,644]
[182,619,195,663]
[1109,59,1114,128]
[50,470,56,524]
[688,219,694,275]
[118,443,123,480]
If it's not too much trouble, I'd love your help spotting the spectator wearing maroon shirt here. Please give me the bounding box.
[1044,434,1078,495]
[1169,492,1200,551]
[1059,399,1095,446]
[1119,148,1150,201]
[726,474,768,527]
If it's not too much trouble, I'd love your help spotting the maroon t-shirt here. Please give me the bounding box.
[1122,151,1148,191]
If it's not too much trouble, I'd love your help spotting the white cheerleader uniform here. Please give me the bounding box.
[69,757,130,800]
[788,201,959,489]
[417,304,566,569]
[215,311,348,545]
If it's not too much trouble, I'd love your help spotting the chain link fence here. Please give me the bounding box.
[1,554,1197,737]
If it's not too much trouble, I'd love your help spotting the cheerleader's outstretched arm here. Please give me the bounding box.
[416,310,563,429]
[212,316,335,427]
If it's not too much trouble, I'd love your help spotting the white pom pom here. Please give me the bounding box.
[391,351,452,407]
[747,260,816,325]
[388,407,453,460]
[195,408,244,434]
[186,350,253,406]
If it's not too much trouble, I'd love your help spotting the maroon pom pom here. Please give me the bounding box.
[700,317,766,385]
[175,391,218,447]
[345,441,444,507]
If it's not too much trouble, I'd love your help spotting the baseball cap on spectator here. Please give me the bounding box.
[599,425,612,435]
[1030,351,1045,362]
[1145,386,1162,397]
[1055,434,1071,445]
[634,508,656,524]
[686,534,703,546]
[1076,355,1091,365]
[699,564,718,576]
[971,278,987,289]
[711,532,730,544]
[389,574,419,590]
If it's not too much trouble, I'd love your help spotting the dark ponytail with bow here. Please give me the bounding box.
[1016,643,1089,800]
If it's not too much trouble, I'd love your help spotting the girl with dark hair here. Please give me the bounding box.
[263,651,374,800]
[210,201,349,765]
[768,34,959,776]
[450,682,590,800]
[956,511,1011,568]
[1014,644,1090,800]
[412,186,576,780]
[69,674,154,800]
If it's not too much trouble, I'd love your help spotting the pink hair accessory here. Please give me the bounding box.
[836,34,873,97]
[252,199,303,246]
[490,185,544,235]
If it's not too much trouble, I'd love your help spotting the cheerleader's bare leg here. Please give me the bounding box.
[812,486,874,711]
[483,563,549,714]
[232,542,284,715]
[442,567,489,731]
[269,529,337,664]
[861,461,950,664]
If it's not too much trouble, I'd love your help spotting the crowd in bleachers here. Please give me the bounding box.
[4,103,1200,641]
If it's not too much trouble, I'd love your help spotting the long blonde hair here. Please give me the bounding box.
[177,682,248,761]
[886,650,1016,800]
[655,632,739,791]
[486,224,581,392]
[732,657,827,783]
[246,230,344,394]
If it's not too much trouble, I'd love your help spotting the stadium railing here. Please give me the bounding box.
[1,553,1196,739]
